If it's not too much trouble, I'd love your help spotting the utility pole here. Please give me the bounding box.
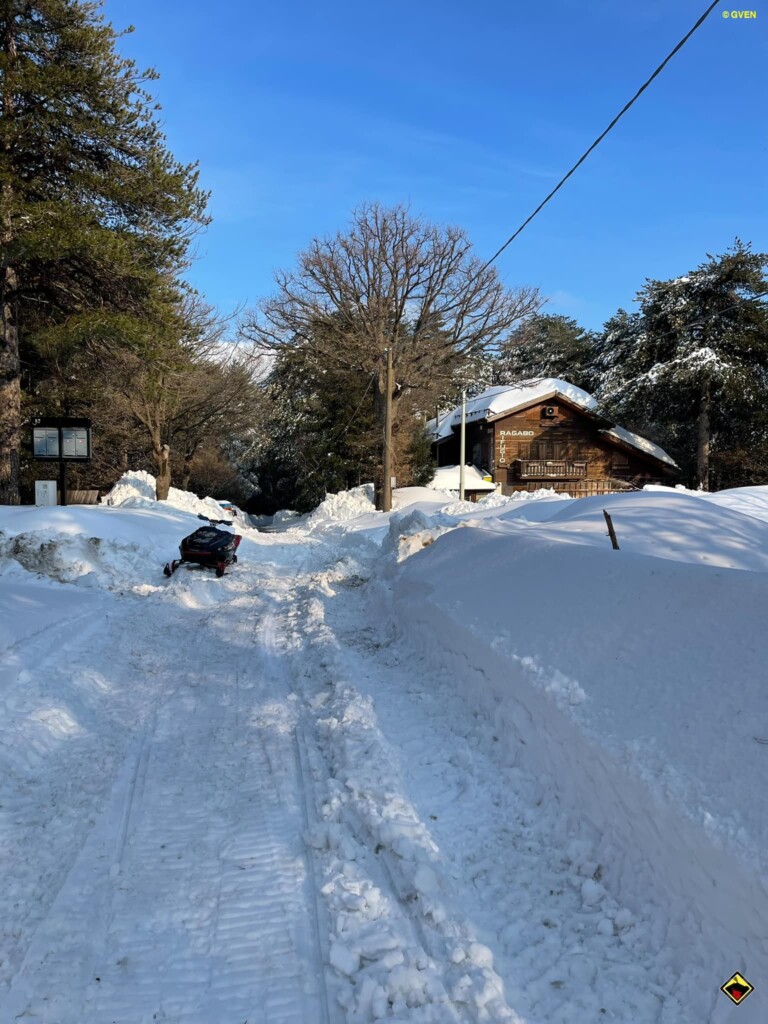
[383,347,394,512]
[459,388,466,501]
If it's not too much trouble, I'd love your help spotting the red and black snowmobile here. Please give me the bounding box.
[163,515,242,579]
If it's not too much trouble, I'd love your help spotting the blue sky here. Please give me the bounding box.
[103,0,766,330]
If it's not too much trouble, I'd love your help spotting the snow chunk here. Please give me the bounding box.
[329,940,360,976]
[581,879,607,907]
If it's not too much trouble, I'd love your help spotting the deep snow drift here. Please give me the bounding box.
[1,476,766,1023]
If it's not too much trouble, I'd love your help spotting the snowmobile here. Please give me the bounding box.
[163,515,242,578]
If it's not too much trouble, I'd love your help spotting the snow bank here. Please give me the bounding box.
[306,484,377,528]
[392,486,453,509]
[103,470,225,519]
[478,487,569,508]
[428,464,496,492]
[297,584,521,1022]
[384,485,768,1020]
[0,493,263,592]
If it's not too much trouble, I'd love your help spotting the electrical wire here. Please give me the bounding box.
[482,0,724,270]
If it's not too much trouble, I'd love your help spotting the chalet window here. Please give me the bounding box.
[612,451,629,469]
[531,440,566,460]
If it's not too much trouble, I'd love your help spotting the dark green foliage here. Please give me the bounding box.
[406,425,437,487]
[493,314,599,392]
[1,0,210,501]
[246,345,379,514]
[594,241,768,488]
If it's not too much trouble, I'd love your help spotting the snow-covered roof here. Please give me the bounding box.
[600,426,679,469]
[427,377,676,469]
[427,379,597,442]
[429,464,496,492]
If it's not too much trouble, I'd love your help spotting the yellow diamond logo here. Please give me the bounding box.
[721,972,754,1005]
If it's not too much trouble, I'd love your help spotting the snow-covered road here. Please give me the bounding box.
[1,537,334,1023]
[2,484,766,1023]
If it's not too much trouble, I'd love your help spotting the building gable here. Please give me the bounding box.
[429,379,677,497]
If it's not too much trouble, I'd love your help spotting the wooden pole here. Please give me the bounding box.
[383,347,393,513]
[603,509,619,550]
[459,389,466,501]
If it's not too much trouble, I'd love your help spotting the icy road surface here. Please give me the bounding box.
[1,510,761,1023]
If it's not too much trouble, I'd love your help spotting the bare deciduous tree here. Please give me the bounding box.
[241,203,541,506]
[109,301,264,499]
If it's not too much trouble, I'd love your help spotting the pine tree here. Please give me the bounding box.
[595,242,768,488]
[494,313,599,391]
[0,0,209,503]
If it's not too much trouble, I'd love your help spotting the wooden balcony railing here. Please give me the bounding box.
[515,459,588,479]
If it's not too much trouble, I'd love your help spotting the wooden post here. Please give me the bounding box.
[459,389,466,501]
[603,509,619,550]
[59,451,68,506]
[383,347,393,513]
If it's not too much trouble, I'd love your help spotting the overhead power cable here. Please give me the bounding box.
[483,0,723,270]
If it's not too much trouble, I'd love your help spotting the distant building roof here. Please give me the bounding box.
[599,426,678,468]
[427,378,678,469]
[427,379,597,442]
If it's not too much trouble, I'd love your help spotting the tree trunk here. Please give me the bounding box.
[0,14,20,505]
[181,449,196,491]
[155,443,172,500]
[373,368,403,511]
[0,268,20,505]
[695,381,711,491]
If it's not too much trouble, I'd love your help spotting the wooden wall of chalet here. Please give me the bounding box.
[491,401,664,495]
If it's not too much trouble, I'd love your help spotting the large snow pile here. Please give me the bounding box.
[306,484,377,528]
[479,487,570,507]
[0,477,261,591]
[383,484,768,1021]
[441,488,571,516]
[428,464,496,492]
[696,484,768,524]
[392,486,453,509]
[103,470,225,520]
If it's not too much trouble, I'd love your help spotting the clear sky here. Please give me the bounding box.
[101,0,766,330]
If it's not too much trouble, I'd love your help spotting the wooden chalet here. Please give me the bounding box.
[428,378,678,498]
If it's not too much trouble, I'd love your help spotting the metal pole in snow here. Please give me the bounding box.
[459,389,466,501]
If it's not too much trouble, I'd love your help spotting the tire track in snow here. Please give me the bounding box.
[82,576,327,1024]
[276,564,484,1022]
[259,600,334,1024]
[0,597,176,1001]
[1,561,329,1023]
